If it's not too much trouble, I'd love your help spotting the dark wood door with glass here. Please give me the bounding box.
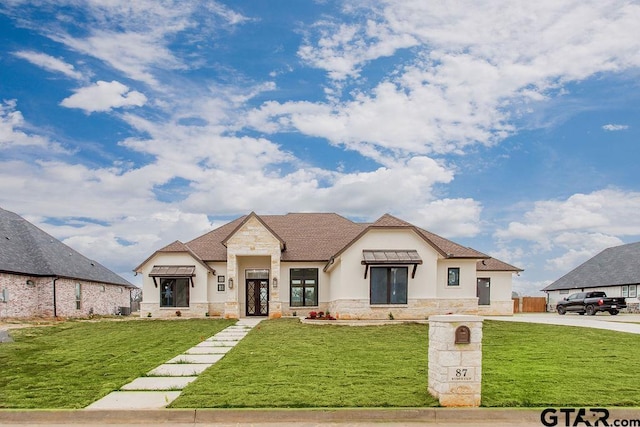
[246,269,269,316]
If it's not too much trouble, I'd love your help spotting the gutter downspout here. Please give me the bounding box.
[52,277,59,317]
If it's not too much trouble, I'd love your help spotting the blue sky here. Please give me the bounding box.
[1,1,640,295]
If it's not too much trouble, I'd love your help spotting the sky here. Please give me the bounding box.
[1,0,640,295]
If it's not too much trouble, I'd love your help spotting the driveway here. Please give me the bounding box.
[484,312,640,334]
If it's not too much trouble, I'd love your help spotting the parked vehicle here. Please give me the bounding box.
[556,291,626,315]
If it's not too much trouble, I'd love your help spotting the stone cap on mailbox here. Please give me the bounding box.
[429,315,483,323]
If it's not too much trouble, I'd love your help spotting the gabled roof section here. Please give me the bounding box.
[477,258,523,272]
[0,207,132,287]
[542,242,640,292]
[330,213,489,261]
[221,212,286,250]
[370,213,413,228]
[134,239,215,275]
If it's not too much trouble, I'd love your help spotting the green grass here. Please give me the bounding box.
[171,319,434,408]
[0,318,234,408]
[2,318,640,409]
[482,321,640,407]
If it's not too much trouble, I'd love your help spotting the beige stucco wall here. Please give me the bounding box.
[0,272,130,318]
[138,251,214,318]
[332,228,441,300]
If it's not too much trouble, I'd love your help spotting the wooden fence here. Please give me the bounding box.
[512,297,547,313]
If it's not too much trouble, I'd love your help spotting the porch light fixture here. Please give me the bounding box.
[228,278,233,289]
[272,277,278,288]
[26,280,35,286]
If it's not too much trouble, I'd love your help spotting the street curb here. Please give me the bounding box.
[1,408,639,425]
[0,408,541,424]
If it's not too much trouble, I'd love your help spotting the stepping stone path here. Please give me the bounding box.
[85,318,263,410]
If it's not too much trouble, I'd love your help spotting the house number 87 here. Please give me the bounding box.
[455,369,468,377]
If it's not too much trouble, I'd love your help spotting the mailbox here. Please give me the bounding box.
[455,325,470,344]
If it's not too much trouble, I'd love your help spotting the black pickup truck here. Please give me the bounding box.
[556,291,626,315]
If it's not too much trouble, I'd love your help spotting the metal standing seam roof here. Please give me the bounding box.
[0,207,132,287]
[149,265,196,276]
[361,250,423,264]
[543,241,640,292]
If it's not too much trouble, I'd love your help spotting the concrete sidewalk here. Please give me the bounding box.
[85,318,263,410]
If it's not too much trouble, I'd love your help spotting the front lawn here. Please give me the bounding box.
[172,319,433,408]
[173,319,640,408]
[0,318,234,408]
[2,318,640,409]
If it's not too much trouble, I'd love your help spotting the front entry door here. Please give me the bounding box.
[246,279,269,316]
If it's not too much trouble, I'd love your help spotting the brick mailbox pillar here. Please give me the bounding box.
[428,315,483,407]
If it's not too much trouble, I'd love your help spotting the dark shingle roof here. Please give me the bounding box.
[477,258,523,272]
[542,242,640,291]
[163,212,499,265]
[0,207,132,286]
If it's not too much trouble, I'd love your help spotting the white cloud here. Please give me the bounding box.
[60,80,147,113]
[495,189,640,272]
[12,50,83,80]
[0,100,68,152]
[275,1,640,163]
[602,124,629,131]
[43,1,250,87]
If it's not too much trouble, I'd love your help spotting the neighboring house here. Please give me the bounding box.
[0,207,133,318]
[136,212,521,319]
[542,242,640,312]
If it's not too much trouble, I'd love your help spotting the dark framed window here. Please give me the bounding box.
[290,268,318,307]
[370,267,408,305]
[160,278,190,307]
[448,267,460,286]
[217,275,225,292]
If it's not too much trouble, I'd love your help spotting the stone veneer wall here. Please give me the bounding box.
[280,302,331,318]
[0,273,130,318]
[140,302,210,318]
[328,298,479,320]
[476,300,513,316]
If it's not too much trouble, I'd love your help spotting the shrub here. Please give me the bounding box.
[308,311,317,319]
[176,310,182,317]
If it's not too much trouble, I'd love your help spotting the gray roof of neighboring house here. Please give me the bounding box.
[0,207,132,287]
[542,241,640,292]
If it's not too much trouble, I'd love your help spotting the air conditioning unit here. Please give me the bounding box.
[119,306,131,316]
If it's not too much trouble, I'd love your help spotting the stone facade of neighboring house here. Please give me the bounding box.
[136,212,522,319]
[0,207,133,318]
[543,242,640,312]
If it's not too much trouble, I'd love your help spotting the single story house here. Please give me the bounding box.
[542,241,640,312]
[136,212,521,319]
[0,207,133,318]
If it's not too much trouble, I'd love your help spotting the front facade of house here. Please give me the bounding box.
[543,242,640,312]
[136,212,522,319]
[0,207,133,318]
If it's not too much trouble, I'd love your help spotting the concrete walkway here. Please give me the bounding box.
[484,312,640,334]
[85,318,263,410]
